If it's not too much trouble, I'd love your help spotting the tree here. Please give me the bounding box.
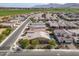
[30,18,36,23]
[42,13,46,18]
[0,34,5,42]
[19,39,29,49]
[48,40,57,47]
[2,28,12,36]
[31,39,39,46]
[0,28,12,43]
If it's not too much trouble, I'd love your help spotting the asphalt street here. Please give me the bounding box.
[7,50,79,56]
[0,17,30,50]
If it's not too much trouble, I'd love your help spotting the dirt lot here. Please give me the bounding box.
[0,28,6,34]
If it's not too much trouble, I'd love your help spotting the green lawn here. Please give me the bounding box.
[48,8,79,13]
[0,9,34,16]
[0,8,79,16]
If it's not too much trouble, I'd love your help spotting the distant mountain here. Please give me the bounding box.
[0,3,79,8]
[33,3,62,8]
[33,3,79,8]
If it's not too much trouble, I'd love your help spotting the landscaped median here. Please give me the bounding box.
[0,27,12,43]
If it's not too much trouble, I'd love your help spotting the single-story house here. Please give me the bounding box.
[26,31,50,40]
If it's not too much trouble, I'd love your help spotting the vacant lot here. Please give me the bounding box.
[0,28,6,34]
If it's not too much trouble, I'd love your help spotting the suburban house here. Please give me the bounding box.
[54,29,73,44]
[58,20,67,28]
[47,21,59,28]
[67,29,79,43]
[28,21,47,30]
[26,31,50,40]
[73,37,79,44]
[25,21,50,40]
[65,21,78,28]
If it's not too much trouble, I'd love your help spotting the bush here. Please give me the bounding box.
[27,45,35,49]
[19,39,30,49]
[42,44,52,49]
[2,28,12,36]
[48,40,57,47]
[0,28,12,43]
[31,39,39,46]
[0,34,5,42]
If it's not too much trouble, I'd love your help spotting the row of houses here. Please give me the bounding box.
[54,29,79,44]
[47,20,79,29]
[0,14,28,28]
[33,13,58,22]
[60,13,79,21]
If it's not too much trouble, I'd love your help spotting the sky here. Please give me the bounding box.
[0,3,46,7]
[0,0,79,7]
[0,0,79,3]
